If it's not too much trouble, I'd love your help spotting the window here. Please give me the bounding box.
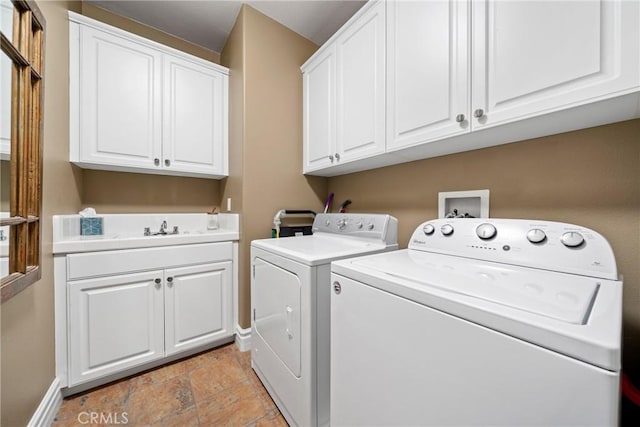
[0,0,45,302]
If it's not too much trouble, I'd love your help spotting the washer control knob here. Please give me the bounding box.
[367,223,375,231]
[337,219,347,230]
[325,220,331,227]
[476,223,497,240]
[561,231,584,248]
[440,224,454,236]
[527,228,547,244]
[356,221,364,229]
[423,224,435,235]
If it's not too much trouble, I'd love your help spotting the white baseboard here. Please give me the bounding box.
[235,325,252,352]
[28,377,62,427]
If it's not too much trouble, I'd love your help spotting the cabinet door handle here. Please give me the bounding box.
[154,278,161,289]
[164,159,171,167]
[473,109,485,118]
[335,153,340,161]
[167,277,173,287]
[154,158,160,166]
[456,114,465,123]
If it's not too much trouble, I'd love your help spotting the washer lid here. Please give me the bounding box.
[252,234,395,266]
[353,250,598,325]
[334,250,622,371]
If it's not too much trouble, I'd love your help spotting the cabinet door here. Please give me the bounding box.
[336,0,386,162]
[387,0,470,151]
[164,262,233,356]
[303,46,336,173]
[472,0,640,130]
[163,55,228,177]
[78,26,162,169]
[68,270,165,386]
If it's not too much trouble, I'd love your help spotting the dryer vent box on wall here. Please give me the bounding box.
[438,190,490,219]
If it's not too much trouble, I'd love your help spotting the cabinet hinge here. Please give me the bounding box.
[252,265,255,278]
[253,308,256,321]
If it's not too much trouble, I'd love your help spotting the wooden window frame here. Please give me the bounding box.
[0,0,45,302]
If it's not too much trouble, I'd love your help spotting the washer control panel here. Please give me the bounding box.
[409,218,617,280]
[313,213,398,244]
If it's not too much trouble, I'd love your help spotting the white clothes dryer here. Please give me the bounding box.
[331,218,622,426]
[251,213,398,427]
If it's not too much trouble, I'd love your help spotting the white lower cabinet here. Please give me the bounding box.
[165,262,232,356]
[69,270,165,386]
[62,242,235,388]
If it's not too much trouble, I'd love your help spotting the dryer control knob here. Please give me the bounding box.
[367,223,375,231]
[337,219,347,230]
[423,224,435,235]
[561,231,584,248]
[441,224,454,236]
[476,223,497,240]
[527,228,547,244]
[325,220,331,227]
[356,221,364,229]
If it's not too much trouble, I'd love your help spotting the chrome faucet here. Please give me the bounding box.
[143,221,179,236]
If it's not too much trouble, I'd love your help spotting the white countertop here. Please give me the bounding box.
[53,213,239,254]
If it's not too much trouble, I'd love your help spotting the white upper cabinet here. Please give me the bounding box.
[303,0,639,176]
[163,55,228,176]
[472,0,640,130]
[302,0,385,174]
[77,26,163,169]
[303,46,336,172]
[336,0,386,163]
[387,0,470,150]
[69,12,229,179]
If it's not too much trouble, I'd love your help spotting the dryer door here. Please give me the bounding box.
[253,257,301,377]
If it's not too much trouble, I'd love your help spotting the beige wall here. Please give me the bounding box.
[1,1,83,425]
[220,5,246,330]
[327,119,640,376]
[222,6,326,328]
[77,2,220,64]
[82,170,220,213]
[220,4,245,216]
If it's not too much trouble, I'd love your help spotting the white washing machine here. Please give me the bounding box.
[331,218,622,426]
[251,213,398,427]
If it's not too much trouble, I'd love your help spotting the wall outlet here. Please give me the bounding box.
[438,190,490,218]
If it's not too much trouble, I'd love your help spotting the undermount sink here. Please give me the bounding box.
[149,231,179,236]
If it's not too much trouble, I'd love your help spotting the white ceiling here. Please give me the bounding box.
[86,0,367,53]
